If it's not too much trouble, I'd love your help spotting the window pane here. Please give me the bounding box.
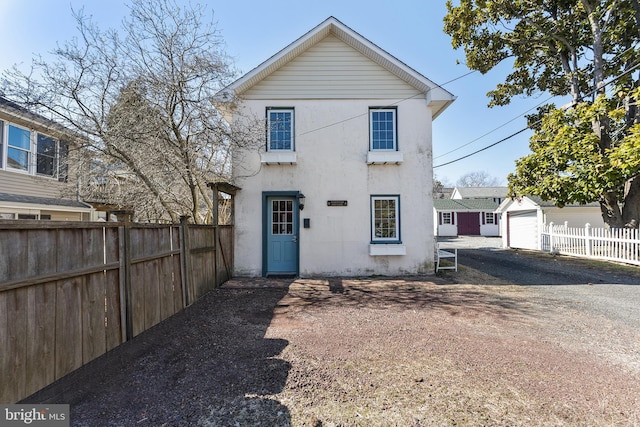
[268,110,292,151]
[8,125,30,149]
[37,134,57,176]
[8,147,28,170]
[373,197,397,240]
[370,110,396,151]
[7,125,30,171]
[271,198,294,235]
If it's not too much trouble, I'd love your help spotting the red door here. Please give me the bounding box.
[457,212,481,235]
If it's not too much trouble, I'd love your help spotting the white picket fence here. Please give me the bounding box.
[541,222,640,266]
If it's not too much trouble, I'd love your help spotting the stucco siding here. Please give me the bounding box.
[243,36,423,100]
[233,98,435,276]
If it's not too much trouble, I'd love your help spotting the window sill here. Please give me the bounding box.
[369,244,406,256]
[367,151,403,165]
[261,151,297,165]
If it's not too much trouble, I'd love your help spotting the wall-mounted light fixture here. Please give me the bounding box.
[298,193,306,210]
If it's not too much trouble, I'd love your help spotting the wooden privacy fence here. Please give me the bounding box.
[0,220,234,403]
[541,222,640,266]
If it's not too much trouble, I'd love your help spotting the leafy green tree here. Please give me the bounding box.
[444,0,640,227]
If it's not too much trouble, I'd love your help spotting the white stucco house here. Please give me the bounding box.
[496,196,605,250]
[221,17,455,277]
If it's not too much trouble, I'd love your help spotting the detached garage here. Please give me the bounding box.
[505,210,538,249]
[497,196,605,250]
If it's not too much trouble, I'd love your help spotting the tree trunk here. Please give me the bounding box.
[599,191,624,228]
[622,176,640,228]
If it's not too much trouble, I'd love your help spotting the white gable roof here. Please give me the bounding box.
[222,17,455,118]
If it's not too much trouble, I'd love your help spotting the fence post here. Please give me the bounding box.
[585,223,592,257]
[179,216,192,306]
[548,222,555,253]
[116,211,134,342]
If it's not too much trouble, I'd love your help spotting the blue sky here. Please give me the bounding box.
[0,0,562,186]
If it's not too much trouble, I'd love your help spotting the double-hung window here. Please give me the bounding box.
[7,124,31,171]
[371,195,400,243]
[369,108,397,151]
[1,121,68,180]
[267,108,294,151]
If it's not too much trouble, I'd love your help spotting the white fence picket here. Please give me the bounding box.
[541,223,640,266]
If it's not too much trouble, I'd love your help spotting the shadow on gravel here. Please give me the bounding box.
[22,286,294,427]
[281,278,534,319]
[456,248,640,286]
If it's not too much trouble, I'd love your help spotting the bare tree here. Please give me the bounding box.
[2,0,262,223]
[456,171,503,188]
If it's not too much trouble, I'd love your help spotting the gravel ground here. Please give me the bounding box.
[23,247,640,426]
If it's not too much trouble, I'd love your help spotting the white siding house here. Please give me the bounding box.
[222,17,455,277]
[497,196,605,250]
[434,199,501,237]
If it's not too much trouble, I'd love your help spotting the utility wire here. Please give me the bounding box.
[434,59,640,169]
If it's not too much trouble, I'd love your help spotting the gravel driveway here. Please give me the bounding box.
[23,244,640,426]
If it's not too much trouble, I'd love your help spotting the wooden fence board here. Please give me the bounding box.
[25,283,56,398]
[105,269,122,351]
[5,287,28,402]
[0,221,232,403]
[0,230,25,282]
[144,259,161,330]
[55,278,83,379]
[130,263,146,337]
[82,272,107,364]
[0,290,9,402]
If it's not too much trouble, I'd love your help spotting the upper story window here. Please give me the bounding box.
[1,120,68,181]
[8,124,31,171]
[267,108,294,151]
[369,108,397,151]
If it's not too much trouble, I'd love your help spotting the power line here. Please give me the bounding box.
[434,59,640,169]
[434,127,529,168]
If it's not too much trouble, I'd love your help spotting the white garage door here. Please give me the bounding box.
[508,210,538,249]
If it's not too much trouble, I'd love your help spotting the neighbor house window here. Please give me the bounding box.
[442,212,452,225]
[485,213,495,224]
[371,195,400,243]
[7,124,31,171]
[1,121,68,180]
[267,108,294,151]
[369,108,397,150]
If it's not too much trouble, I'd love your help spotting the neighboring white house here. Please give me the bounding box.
[496,196,605,250]
[0,97,94,221]
[222,17,455,277]
[434,199,501,237]
[450,186,508,205]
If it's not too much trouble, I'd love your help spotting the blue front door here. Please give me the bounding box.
[266,196,298,275]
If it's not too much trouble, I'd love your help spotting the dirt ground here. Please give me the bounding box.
[25,261,640,426]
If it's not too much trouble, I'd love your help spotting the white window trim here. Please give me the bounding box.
[442,212,452,225]
[266,108,294,152]
[1,121,67,180]
[369,108,397,151]
[370,195,401,244]
[5,122,32,174]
